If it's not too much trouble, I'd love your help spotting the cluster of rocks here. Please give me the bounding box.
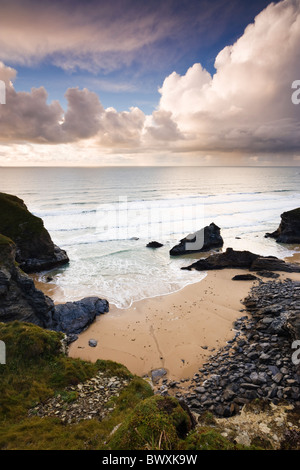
[0,193,109,341]
[180,278,300,417]
[29,372,130,424]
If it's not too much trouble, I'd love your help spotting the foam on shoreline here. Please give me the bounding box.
[68,268,300,382]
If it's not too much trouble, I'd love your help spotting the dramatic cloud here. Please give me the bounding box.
[0,0,232,74]
[0,0,300,165]
[0,62,146,148]
[151,0,300,154]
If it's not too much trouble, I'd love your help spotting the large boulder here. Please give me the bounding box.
[170,223,223,256]
[0,192,69,273]
[182,247,300,272]
[265,208,300,244]
[52,297,109,336]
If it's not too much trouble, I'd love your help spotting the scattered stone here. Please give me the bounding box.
[88,339,98,347]
[28,373,130,424]
[181,278,300,418]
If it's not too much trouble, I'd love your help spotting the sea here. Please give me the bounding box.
[0,166,299,308]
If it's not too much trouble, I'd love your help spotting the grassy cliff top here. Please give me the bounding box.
[0,321,259,451]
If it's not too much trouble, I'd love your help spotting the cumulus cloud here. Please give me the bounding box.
[0,0,300,164]
[98,107,145,147]
[151,0,300,154]
[0,62,146,147]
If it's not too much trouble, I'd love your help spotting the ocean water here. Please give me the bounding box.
[0,166,299,308]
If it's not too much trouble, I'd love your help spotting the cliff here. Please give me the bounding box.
[0,192,69,273]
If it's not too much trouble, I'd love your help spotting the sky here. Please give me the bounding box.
[0,0,299,166]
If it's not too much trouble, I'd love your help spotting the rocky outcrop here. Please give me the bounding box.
[0,192,69,273]
[182,247,300,273]
[52,297,109,336]
[146,241,164,248]
[170,223,223,256]
[0,236,109,339]
[0,236,55,328]
[265,208,300,244]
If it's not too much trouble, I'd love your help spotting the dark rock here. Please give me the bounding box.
[257,271,280,279]
[265,208,300,244]
[250,257,300,273]
[151,368,167,383]
[182,247,300,272]
[146,241,164,248]
[286,311,300,341]
[0,192,69,273]
[232,274,258,281]
[183,277,300,417]
[65,334,78,344]
[170,223,223,256]
[88,339,98,347]
[0,238,109,336]
[273,373,283,384]
[0,238,55,328]
[182,248,258,271]
[52,297,109,336]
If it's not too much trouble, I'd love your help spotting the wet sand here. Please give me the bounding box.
[68,268,300,382]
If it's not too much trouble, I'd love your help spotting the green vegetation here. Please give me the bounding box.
[181,428,259,451]
[0,321,263,450]
[109,395,192,450]
[0,321,103,421]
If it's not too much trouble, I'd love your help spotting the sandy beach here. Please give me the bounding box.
[66,267,300,382]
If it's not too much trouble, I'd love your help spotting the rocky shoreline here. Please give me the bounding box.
[1,192,300,426]
[154,277,300,418]
[29,372,131,424]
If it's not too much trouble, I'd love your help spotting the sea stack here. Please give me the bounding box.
[170,222,223,256]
